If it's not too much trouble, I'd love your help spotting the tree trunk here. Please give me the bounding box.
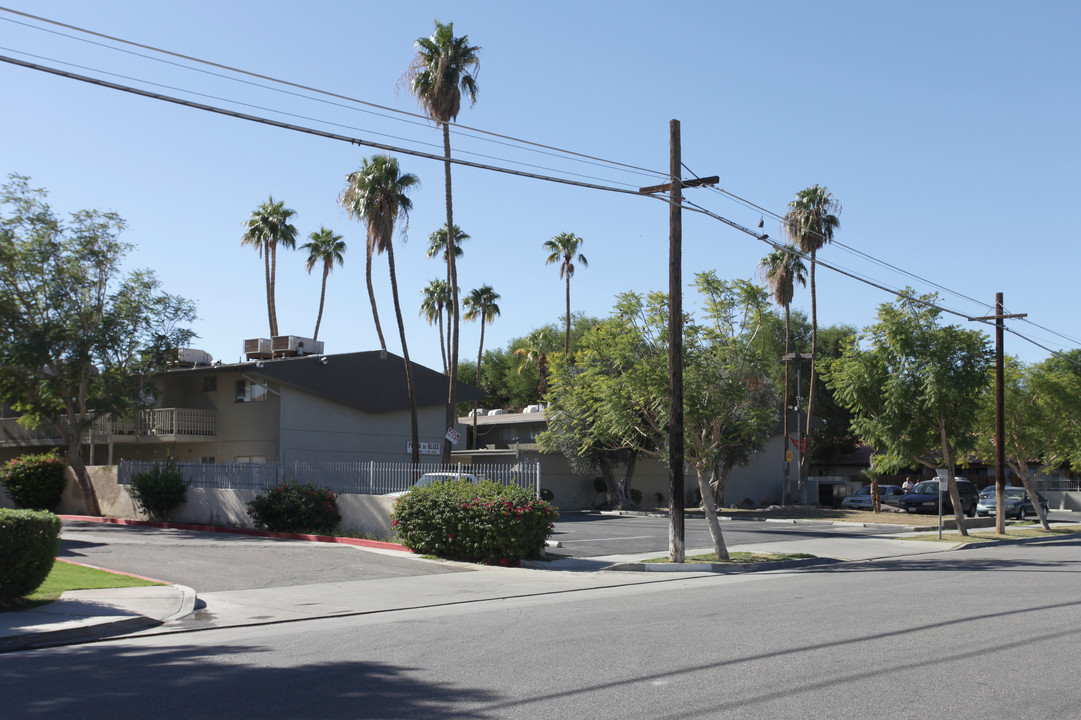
[442,122,459,464]
[386,242,419,466]
[313,265,328,341]
[438,307,447,374]
[619,449,639,504]
[697,466,729,561]
[472,321,485,452]
[263,249,275,337]
[564,274,572,357]
[803,250,817,500]
[269,244,279,337]
[1014,461,1052,531]
[939,426,968,536]
[710,463,735,508]
[871,478,881,513]
[366,239,387,351]
[64,438,100,516]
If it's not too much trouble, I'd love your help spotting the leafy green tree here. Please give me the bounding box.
[419,278,453,374]
[338,155,422,464]
[513,326,560,400]
[406,20,481,462]
[543,232,588,356]
[973,352,1081,532]
[0,174,196,515]
[783,185,840,491]
[463,285,501,447]
[300,227,346,341]
[241,195,298,337]
[824,292,991,535]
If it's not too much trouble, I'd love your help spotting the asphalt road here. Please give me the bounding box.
[5,536,1081,719]
[547,510,903,558]
[59,521,467,592]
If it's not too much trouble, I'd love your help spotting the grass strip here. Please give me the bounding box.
[907,525,1081,544]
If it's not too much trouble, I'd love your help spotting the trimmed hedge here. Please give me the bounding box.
[392,480,558,566]
[129,453,189,521]
[0,451,68,511]
[0,508,62,605]
[247,479,341,535]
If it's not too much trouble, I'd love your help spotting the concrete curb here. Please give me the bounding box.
[602,556,842,574]
[596,508,997,533]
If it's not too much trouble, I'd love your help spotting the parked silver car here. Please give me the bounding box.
[841,484,904,510]
[976,487,1049,520]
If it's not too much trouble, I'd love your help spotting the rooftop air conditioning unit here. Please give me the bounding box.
[487,408,508,416]
[244,338,273,360]
[523,404,543,414]
[469,408,487,417]
[176,348,213,367]
[272,335,325,357]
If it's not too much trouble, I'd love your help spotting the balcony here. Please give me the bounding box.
[0,408,217,446]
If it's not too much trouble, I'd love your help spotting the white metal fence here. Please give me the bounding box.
[117,459,541,496]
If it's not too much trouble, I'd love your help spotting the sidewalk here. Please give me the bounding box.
[0,521,962,652]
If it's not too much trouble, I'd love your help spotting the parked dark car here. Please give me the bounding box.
[899,478,979,517]
[976,487,1049,520]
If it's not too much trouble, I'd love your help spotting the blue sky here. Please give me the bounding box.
[1,1,1078,371]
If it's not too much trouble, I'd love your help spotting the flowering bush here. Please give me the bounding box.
[247,479,341,535]
[0,508,61,605]
[392,480,558,566]
[129,452,189,521]
[0,451,68,511]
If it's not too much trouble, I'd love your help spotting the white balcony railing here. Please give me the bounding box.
[0,408,216,445]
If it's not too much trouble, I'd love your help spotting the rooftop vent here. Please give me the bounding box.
[174,348,214,367]
[244,338,272,360]
[272,335,324,357]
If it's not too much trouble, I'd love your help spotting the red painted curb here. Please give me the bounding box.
[59,515,411,553]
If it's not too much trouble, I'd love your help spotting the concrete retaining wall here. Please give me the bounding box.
[1,466,397,539]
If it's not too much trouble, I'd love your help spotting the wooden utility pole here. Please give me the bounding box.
[637,120,718,563]
[969,293,1025,534]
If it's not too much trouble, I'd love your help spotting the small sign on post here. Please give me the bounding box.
[936,468,950,539]
[445,427,461,446]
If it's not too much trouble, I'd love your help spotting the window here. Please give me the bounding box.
[235,379,268,403]
[202,376,217,392]
[200,456,215,464]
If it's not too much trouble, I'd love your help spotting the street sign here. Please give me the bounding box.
[785,449,793,463]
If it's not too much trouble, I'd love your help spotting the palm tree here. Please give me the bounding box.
[341,174,388,351]
[463,284,500,449]
[426,224,469,261]
[420,278,453,374]
[759,243,807,501]
[406,19,481,462]
[543,232,588,356]
[513,326,559,401]
[339,154,423,464]
[300,227,346,342]
[242,196,298,337]
[782,185,840,498]
[426,224,468,360]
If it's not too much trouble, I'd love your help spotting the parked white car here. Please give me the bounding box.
[384,472,479,498]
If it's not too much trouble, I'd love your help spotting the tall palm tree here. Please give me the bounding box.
[543,232,588,356]
[782,185,840,498]
[463,284,500,449]
[242,196,298,337]
[759,243,807,501]
[341,174,388,351]
[300,227,346,341]
[406,19,480,462]
[426,224,468,361]
[420,278,453,374]
[339,154,423,464]
[513,326,559,401]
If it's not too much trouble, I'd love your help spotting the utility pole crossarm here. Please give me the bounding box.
[967,313,1027,321]
[638,176,719,194]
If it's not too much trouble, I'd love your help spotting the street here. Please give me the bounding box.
[2,520,1080,718]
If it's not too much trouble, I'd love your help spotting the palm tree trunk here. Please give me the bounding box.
[263,250,274,337]
[385,241,419,466]
[313,265,329,341]
[269,244,279,337]
[564,274,571,357]
[438,308,447,374]
[803,250,817,499]
[366,239,387,351]
[443,122,459,463]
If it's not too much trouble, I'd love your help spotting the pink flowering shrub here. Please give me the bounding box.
[0,451,68,511]
[392,480,558,566]
[247,479,341,535]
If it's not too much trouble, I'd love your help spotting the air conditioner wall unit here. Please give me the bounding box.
[244,338,273,360]
[271,335,325,356]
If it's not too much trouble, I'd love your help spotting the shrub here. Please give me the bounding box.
[630,488,642,505]
[0,451,68,511]
[247,479,340,535]
[0,508,62,605]
[392,480,558,566]
[539,487,555,502]
[129,453,189,521]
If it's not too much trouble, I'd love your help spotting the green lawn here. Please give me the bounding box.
[2,560,163,612]
[908,525,1081,544]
